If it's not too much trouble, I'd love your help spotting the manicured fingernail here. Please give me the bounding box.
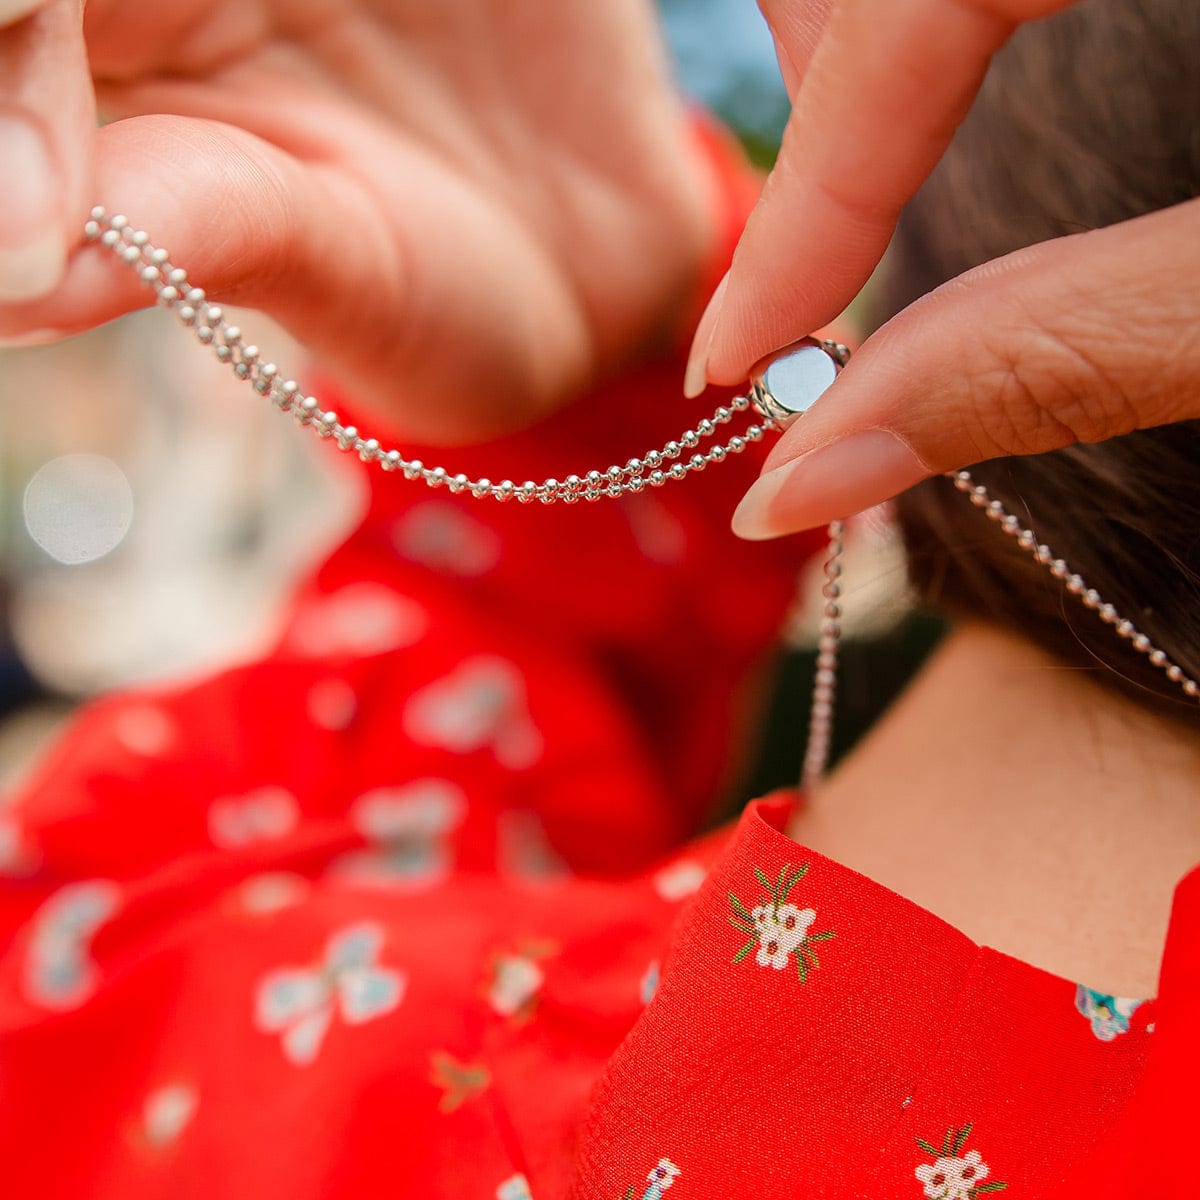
[683,271,728,398]
[0,0,41,24]
[0,112,65,303]
[731,430,928,539]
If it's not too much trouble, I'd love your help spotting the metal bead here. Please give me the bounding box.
[496,480,515,501]
[626,458,643,476]
[586,471,603,489]
[627,476,645,493]
[664,441,681,460]
[429,467,448,487]
[83,220,101,240]
[669,463,687,481]
[689,454,706,472]
[729,436,745,454]
[1185,679,1200,698]
[697,419,714,437]
[649,470,666,487]
[681,430,699,448]
[449,473,470,494]
[607,465,623,483]
[383,451,402,471]
[472,478,492,498]
[1167,664,1185,682]
[644,451,662,469]
[100,228,121,247]
[403,459,424,480]
[518,481,537,503]
[708,445,726,463]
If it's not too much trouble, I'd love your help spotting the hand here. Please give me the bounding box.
[676,0,1200,536]
[0,0,715,441]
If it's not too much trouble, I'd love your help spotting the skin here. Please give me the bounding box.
[0,0,716,440]
[790,623,1200,997]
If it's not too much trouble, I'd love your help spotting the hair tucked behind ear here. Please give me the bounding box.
[881,0,1200,714]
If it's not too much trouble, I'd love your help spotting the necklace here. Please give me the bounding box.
[83,207,1200,789]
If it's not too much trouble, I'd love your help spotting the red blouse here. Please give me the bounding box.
[0,123,1193,1199]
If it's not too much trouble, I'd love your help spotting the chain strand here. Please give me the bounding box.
[84,208,787,504]
[80,208,1198,796]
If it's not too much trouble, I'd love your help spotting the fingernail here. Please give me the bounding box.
[0,0,41,24]
[0,112,65,303]
[683,271,728,398]
[731,430,928,539]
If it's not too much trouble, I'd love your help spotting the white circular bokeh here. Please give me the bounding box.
[22,454,134,566]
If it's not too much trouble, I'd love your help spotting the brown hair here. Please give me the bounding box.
[881,0,1200,713]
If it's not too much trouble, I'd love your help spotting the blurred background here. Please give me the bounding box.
[0,1,929,798]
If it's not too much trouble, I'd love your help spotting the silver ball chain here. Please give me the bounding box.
[84,208,797,505]
[81,208,1200,795]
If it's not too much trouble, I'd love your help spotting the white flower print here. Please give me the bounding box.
[773,903,817,950]
[329,781,466,889]
[209,787,299,849]
[496,1174,534,1200]
[288,583,427,658]
[916,1151,989,1199]
[645,1158,682,1196]
[23,880,120,1010]
[731,864,834,984]
[238,872,310,914]
[754,925,793,971]
[393,502,502,577]
[403,657,543,769]
[488,954,545,1018]
[914,1127,1005,1198]
[255,922,405,1065]
[142,1083,198,1146]
[653,859,706,902]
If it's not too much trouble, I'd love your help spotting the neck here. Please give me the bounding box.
[787,621,1200,997]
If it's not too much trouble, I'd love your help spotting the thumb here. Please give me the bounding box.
[731,197,1200,538]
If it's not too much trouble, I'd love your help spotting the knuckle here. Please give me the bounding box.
[966,316,1140,458]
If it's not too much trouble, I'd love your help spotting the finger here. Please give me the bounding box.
[0,0,95,301]
[757,0,835,99]
[0,112,383,336]
[730,197,1200,538]
[0,108,590,440]
[691,0,1073,394]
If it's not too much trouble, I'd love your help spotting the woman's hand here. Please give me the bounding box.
[0,0,715,440]
[678,0,1200,537]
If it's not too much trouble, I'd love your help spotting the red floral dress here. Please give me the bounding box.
[0,126,1193,1200]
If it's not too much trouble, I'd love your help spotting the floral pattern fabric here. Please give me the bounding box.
[0,118,1187,1200]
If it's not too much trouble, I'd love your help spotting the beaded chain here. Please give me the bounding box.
[84,208,793,505]
[82,208,1200,792]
